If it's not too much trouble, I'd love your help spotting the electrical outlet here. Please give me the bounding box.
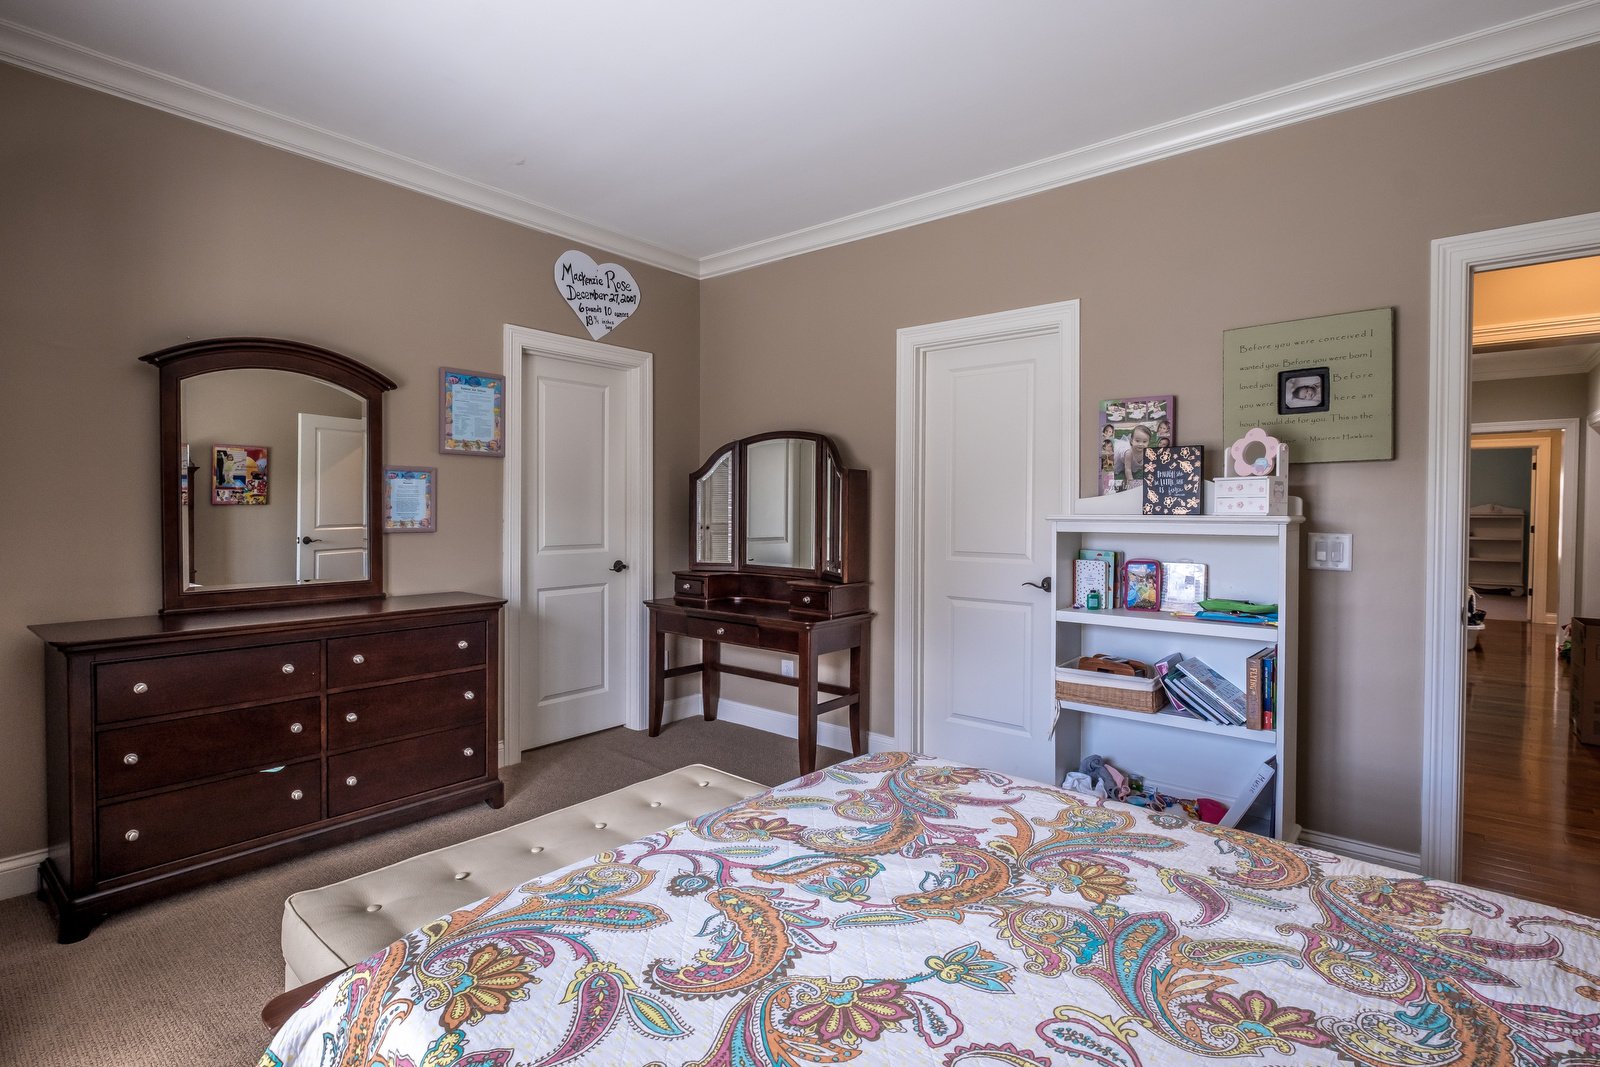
[780,659,797,678]
[1306,531,1353,571]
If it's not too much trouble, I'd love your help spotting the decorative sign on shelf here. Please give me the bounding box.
[1142,445,1204,515]
[554,250,642,340]
[1222,307,1392,463]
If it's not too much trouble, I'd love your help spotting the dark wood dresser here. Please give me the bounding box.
[30,591,505,942]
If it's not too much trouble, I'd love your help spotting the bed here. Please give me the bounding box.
[261,752,1600,1065]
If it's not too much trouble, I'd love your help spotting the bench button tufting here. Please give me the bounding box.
[650,801,661,807]
[529,846,544,853]
[698,781,710,787]
[366,904,381,913]
[454,871,470,880]
[594,822,607,829]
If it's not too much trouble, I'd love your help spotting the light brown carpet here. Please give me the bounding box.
[0,720,838,1066]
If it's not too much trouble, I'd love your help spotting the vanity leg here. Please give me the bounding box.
[702,641,721,721]
[648,620,666,737]
[850,625,869,757]
[798,632,818,775]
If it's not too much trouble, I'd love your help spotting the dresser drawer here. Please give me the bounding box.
[327,724,486,817]
[96,642,320,724]
[673,574,707,602]
[327,622,485,687]
[328,670,484,750]
[97,697,321,799]
[680,615,759,645]
[789,582,870,618]
[97,762,321,878]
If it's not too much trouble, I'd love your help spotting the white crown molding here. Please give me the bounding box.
[1474,312,1600,348]
[0,19,699,278]
[5,4,1600,281]
[1471,341,1600,380]
[698,0,1600,277]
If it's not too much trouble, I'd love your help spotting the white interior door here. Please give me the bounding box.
[295,413,367,582]
[523,354,632,748]
[917,330,1063,781]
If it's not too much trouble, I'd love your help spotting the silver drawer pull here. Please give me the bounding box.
[124,829,139,842]
[463,747,475,757]
[290,789,304,801]
[281,663,295,674]
[132,682,149,695]
[351,653,365,665]
[290,722,303,734]
[716,627,726,636]
[457,639,469,650]
[802,595,813,604]
[345,775,358,787]
[682,583,692,591]
[345,712,359,723]
[463,690,476,701]
[122,752,139,766]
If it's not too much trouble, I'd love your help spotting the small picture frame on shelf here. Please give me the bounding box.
[1142,445,1204,515]
[1123,558,1162,611]
[1160,561,1207,612]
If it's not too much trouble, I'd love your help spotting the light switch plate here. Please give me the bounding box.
[1307,531,1353,571]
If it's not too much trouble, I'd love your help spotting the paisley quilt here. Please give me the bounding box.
[262,753,1600,1066]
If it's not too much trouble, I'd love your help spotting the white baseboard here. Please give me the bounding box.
[0,849,46,902]
[661,695,896,756]
[1297,829,1422,873]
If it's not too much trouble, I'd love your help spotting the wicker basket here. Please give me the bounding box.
[1055,658,1168,713]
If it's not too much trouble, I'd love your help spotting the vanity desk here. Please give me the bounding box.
[31,338,504,942]
[646,432,872,774]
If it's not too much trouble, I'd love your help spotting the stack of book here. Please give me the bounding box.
[1244,645,1279,730]
[1155,653,1273,729]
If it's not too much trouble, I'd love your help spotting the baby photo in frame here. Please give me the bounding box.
[1123,559,1163,611]
[1278,367,1330,414]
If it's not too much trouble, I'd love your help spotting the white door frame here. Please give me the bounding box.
[501,324,654,765]
[894,301,1080,753]
[1422,210,1600,879]
[1469,420,1579,625]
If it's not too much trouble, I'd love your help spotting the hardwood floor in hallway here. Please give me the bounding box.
[1461,619,1600,917]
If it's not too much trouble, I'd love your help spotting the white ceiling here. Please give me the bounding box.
[3,1,1598,277]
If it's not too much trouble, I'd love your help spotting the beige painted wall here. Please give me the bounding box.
[0,62,701,861]
[700,43,1600,854]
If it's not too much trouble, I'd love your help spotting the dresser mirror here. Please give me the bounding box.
[688,430,863,583]
[143,337,396,614]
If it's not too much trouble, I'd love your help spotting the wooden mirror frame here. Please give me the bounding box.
[688,430,866,583]
[142,337,396,614]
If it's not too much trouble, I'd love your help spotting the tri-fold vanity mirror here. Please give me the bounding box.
[649,431,872,775]
[142,336,396,614]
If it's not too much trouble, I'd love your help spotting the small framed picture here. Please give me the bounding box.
[439,368,506,456]
[212,444,269,506]
[1123,559,1163,611]
[384,466,437,532]
[1278,367,1330,414]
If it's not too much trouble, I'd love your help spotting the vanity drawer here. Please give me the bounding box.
[96,642,321,724]
[789,582,870,618]
[673,574,707,602]
[97,761,321,878]
[97,698,321,798]
[327,723,486,817]
[327,622,485,687]
[328,670,485,750]
[680,615,759,646]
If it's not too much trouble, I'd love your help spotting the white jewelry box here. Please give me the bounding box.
[1210,476,1289,514]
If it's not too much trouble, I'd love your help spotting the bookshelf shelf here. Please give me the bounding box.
[1052,510,1301,840]
[1057,698,1278,742]
[1055,607,1277,641]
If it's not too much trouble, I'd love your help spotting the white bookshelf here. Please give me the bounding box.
[1466,504,1527,595]
[1052,510,1301,839]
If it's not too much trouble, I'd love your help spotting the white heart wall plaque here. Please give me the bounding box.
[554,250,641,340]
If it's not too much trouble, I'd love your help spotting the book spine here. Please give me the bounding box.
[1262,652,1277,730]
[1244,647,1270,730]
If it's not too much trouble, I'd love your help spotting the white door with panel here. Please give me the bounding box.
[296,413,368,582]
[523,354,632,747]
[918,331,1063,781]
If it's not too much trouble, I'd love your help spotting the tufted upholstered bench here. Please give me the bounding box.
[279,764,766,989]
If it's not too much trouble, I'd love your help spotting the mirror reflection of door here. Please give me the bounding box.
[181,368,365,590]
[743,437,817,569]
[296,412,368,583]
[695,451,734,564]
